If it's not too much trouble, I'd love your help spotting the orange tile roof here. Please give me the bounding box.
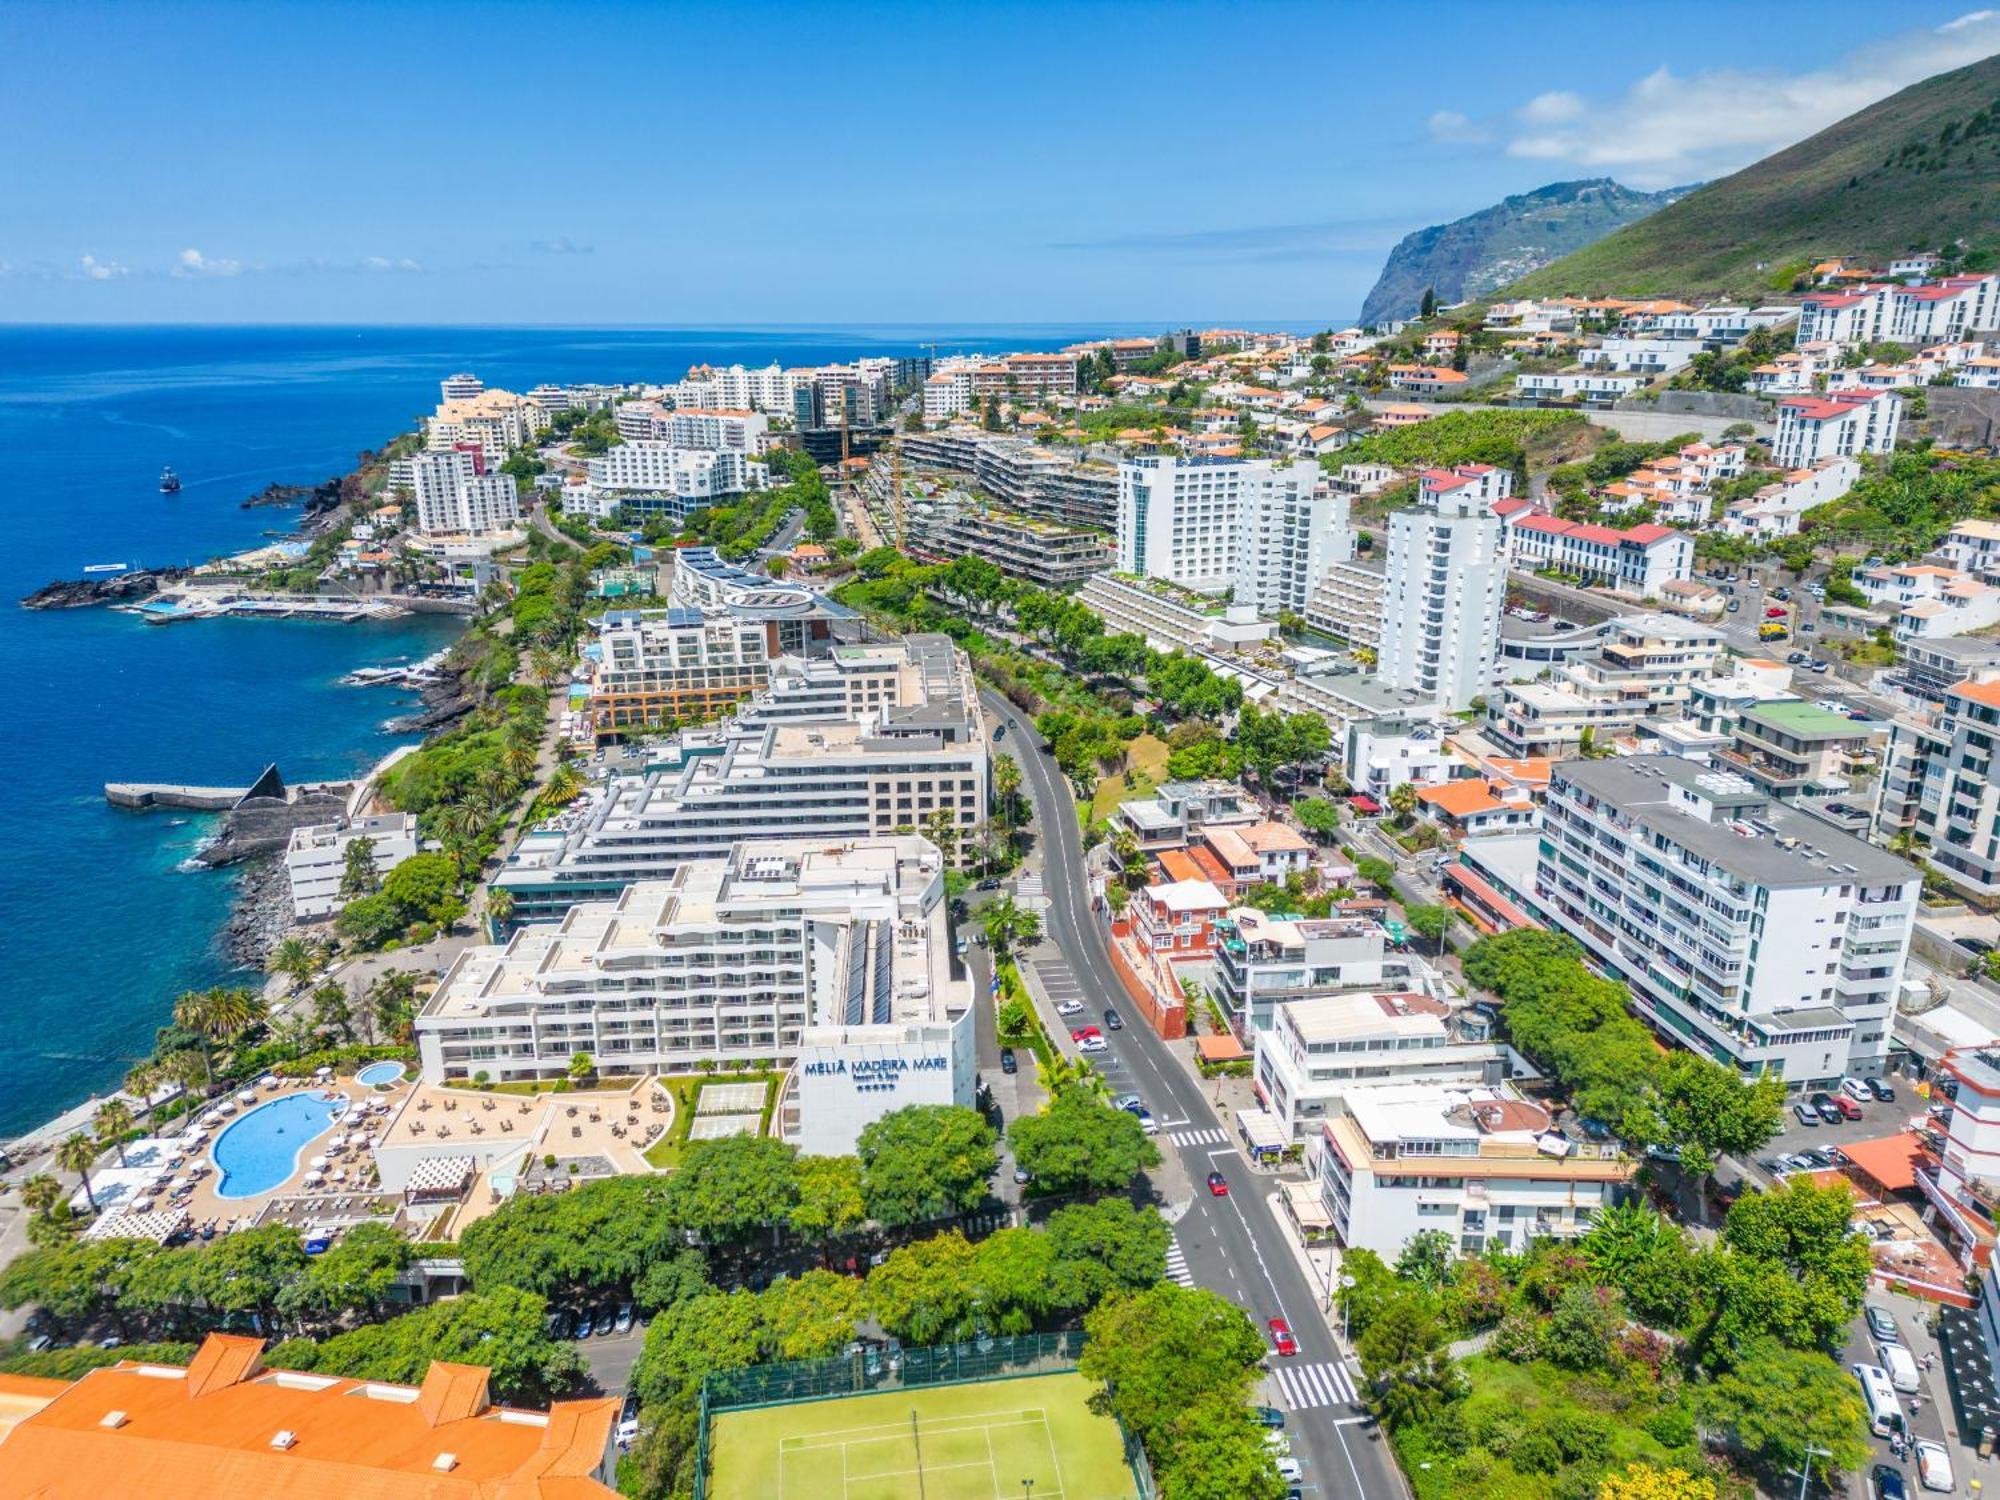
[1838,1131,1932,1193]
[1187,844,1235,887]
[0,1335,619,1500]
[1953,678,2000,709]
[1157,849,1205,884]
[1417,779,1505,817]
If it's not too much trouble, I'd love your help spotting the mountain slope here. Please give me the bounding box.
[1359,179,1690,324]
[1507,52,2000,300]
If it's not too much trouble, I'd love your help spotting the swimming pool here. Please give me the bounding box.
[356,1061,406,1087]
[212,1092,347,1199]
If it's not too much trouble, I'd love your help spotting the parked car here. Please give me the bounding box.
[1115,1093,1142,1112]
[1078,1036,1109,1054]
[1013,1165,1032,1185]
[1207,1171,1230,1196]
[1264,1430,1293,1457]
[1867,1077,1896,1102]
[1834,1095,1863,1121]
[1267,1317,1298,1358]
[1811,661,1830,674]
[1872,1463,1907,1500]
[1774,587,1792,601]
[1842,1078,1874,1103]
[1103,1007,1124,1031]
[1809,1092,1843,1124]
[1916,1438,1954,1492]
[1792,1101,1820,1127]
[1069,1026,1100,1041]
[1727,599,1741,613]
[1276,1456,1304,1485]
[1135,1109,1158,1135]
[1959,936,1995,956]
[615,1302,635,1336]
[616,1393,641,1450]
[1866,1304,1901,1344]
[998,1048,1017,1075]
[1765,605,1788,619]
[1055,999,1084,1017]
[1252,1405,1285,1429]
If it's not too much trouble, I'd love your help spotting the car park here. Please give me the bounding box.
[999,1048,1017,1075]
[1070,1026,1100,1041]
[1267,1318,1298,1357]
[1078,1036,1109,1054]
[1208,1171,1230,1196]
[1792,1101,1820,1127]
[1842,1078,1874,1103]
[1055,999,1084,1017]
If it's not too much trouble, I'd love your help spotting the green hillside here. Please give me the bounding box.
[1507,52,2000,300]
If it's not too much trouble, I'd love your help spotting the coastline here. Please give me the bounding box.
[3,435,468,1148]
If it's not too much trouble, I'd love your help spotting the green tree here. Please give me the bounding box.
[1153,1394,1287,1500]
[1393,1229,1452,1292]
[380,851,460,926]
[339,836,380,900]
[567,1051,594,1085]
[1543,1282,1617,1370]
[92,1099,133,1169]
[864,1231,978,1345]
[1355,855,1395,891]
[855,1105,998,1226]
[788,1154,867,1242]
[1355,1294,1460,1429]
[661,1136,800,1246]
[632,1250,712,1317]
[458,1176,677,1297]
[1404,902,1454,955]
[1294,797,1341,840]
[1655,1053,1785,1178]
[269,936,321,989]
[980,894,1042,957]
[629,1288,768,1411]
[1007,1089,1160,1196]
[1387,781,1419,824]
[1078,1285,1268,1455]
[761,1269,865,1361]
[274,1222,413,1326]
[1420,286,1438,319]
[1693,1337,1870,1488]
[1044,1199,1169,1308]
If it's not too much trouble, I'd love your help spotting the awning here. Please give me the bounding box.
[1840,1131,1932,1193]
[1236,1108,1289,1154]
[1196,1034,1249,1063]
[1348,794,1381,814]
[1442,861,1536,932]
[1282,1179,1332,1230]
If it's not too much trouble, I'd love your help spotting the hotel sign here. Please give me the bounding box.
[803,1056,949,1093]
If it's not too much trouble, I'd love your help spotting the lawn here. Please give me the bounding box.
[706,1372,1138,1500]
[1087,732,1170,823]
[641,1071,781,1169]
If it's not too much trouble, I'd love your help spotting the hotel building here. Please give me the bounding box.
[1213,907,1438,1038]
[419,836,973,1155]
[284,813,422,921]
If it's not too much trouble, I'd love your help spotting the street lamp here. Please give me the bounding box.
[1787,1442,1831,1500]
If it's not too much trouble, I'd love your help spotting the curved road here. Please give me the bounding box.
[983,689,1406,1500]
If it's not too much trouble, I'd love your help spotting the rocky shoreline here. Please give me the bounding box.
[20,567,186,610]
[225,854,302,969]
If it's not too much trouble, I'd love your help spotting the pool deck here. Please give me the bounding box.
[162,1076,390,1230]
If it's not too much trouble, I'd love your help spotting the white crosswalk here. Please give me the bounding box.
[1164,1238,1196,1288]
[1165,1126,1227,1148]
[1266,1360,1358,1409]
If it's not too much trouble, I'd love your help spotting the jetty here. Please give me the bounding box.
[105,782,253,811]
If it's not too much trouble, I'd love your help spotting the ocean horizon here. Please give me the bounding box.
[0,321,1147,1138]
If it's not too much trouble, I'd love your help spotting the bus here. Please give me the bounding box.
[1851,1362,1907,1438]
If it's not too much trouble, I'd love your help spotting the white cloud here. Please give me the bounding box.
[1427,109,1489,145]
[1518,90,1585,124]
[1497,10,2000,187]
[173,247,242,277]
[361,255,423,273]
[79,254,128,280]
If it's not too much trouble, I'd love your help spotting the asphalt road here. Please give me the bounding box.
[982,690,1406,1500]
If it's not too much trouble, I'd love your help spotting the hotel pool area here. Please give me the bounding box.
[356,1061,406,1087]
[212,1092,347,1199]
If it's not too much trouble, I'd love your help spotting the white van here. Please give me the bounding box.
[1852,1362,1907,1437]
[1881,1342,1922,1394]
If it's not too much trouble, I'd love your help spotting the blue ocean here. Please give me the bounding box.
[0,323,1137,1137]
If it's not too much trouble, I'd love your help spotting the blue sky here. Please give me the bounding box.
[3,0,1997,325]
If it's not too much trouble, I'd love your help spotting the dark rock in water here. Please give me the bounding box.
[242,476,346,517]
[20,567,187,610]
[385,656,477,735]
[224,854,302,969]
[198,786,349,870]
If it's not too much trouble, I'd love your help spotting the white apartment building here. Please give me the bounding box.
[1940,519,2000,583]
[1503,515,1693,599]
[440,372,484,403]
[1859,564,2000,641]
[924,368,974,421]
[578,444,767,519]
[1076,573,1278,657]
[418,836,975,1156]
[423,388,550,464]
[1772,391,1902,469]
[396,449,522,537]
[1303,558,1386,651]
[588,609,776,734]
[1577,336,1707,375]
[669,363,795,413]
[1924,1047,2000,1266]
[284,813,422,921]
[1719,458,1860,538]
[1538,756,1920,1084]
[1377,480,1506,711]
[1213,907,1438,1038]
[1116,455,1315,595]
[1254,991,1505,1142]
[494,635,988,924]
[1308,1082,1630,1257]
[1486,613,1725,758]
[1872,677,2000,900]
[1514,371,1647,402]
[645,408,771,453]
[1234,475,1352,617]
[1418,464,1512,510]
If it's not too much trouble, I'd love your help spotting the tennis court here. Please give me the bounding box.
[706,1371,1139,1500]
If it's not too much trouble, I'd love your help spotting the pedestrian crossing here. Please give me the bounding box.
[1015,873,1049,911]
[1164,1238,1196,1288]
[1165,1126,1228,1148]
[1266,1360,1358,1410]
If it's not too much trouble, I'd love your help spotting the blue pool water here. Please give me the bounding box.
[212,1092,347,1199]
[355,1061,405,1087]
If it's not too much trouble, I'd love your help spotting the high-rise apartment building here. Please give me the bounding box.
[1376,480,1506,711]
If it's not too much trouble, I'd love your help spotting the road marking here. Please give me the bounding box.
[1167,1126,1227,1147]
[1267,1361,1357,1409]
[1164,1238,1196,1288]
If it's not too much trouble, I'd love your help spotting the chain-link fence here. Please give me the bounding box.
[705,1329,1085,1411]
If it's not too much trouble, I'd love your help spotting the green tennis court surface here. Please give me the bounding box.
[706,1371,1139,1500]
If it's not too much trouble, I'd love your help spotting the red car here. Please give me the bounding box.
[1765,606,1788,619]
[1207,1172,1229,1197]
[1267,1317,1297,1357]
[1070,1026,1101,1042]
[1834,1095,1863,1121]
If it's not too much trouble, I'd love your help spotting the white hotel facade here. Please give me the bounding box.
[418,835,974,1156]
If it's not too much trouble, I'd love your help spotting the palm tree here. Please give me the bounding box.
[992,757,1022,840]
[487,888,516,933]
[502,740,538,785]
[159,1047,209,1098]
[171,989,223,1093]
[19,1174,62,1218]
[544,763,581,806]
[269,936,318,991]
[434,801,483,847]
[981,895,1042,959]
[1387,781,1420,826]
[123,1061,162,1103]
[271,1014,316,1060]
[57,1133,100,1213]
[476,765,517,816]
[528,646,566,688]
[93,1099,133,1168]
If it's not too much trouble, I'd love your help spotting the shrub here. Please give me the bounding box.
[1492,1310,1542,1363]
[1513,1427,1562,1474]
[1646,1402,1695,1448]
